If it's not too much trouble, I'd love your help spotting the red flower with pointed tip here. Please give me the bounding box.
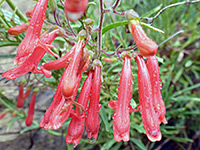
[8,23,29,36]
[126,10,158,57]
[2,29,60,80]
[14,0,58,65]
[86,60,101,140]
[25,91,37,126]
[146,56,167,125]
[17,83,24,108]
[64,0,88,21]
[108,55,133,142]
[40,39,87,130]
[135,55,162,142]
[66,71,93,145]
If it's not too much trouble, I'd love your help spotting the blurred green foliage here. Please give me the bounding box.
[0,0,200,150]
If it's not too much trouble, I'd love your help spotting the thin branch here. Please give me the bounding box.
[67,19,76,37]
[149,0,200,23]
[120,45,137,51]
[97,0,104,59]
[59,0,64,6]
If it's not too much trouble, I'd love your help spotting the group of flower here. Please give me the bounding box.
[2,0,167,146]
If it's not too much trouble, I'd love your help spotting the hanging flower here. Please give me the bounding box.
[126,10,158,57]
[108,55,133,142]
[64,0,88,21]
[17,82,24,108]
[8,23,29,36]
[135,55,162,142]
[14,0,58,65]
[86,60,102,140]
[66,71,93,145]
[25,89,38,126]
[40,34,88,130]
[2,29,61,80]
[146,56,167,125]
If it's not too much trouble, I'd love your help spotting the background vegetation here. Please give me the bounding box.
[0,0,200,149]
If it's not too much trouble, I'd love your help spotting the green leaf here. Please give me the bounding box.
[20,124,40,134]
[102,21,128,35]
[130,138,147,150]
[0,41,19,47]
[101,139,116,150]
[99,106,109,132]
[6,116,22,132]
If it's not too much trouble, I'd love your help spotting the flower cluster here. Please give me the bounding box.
[2,0,167,146]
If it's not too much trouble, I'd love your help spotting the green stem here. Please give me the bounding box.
[5,0,28,22]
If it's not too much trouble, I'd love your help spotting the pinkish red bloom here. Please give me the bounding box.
[146,56,167,125]
[17,83,24,108]
[86,60,101,140]
[2,29,61,80]
[61,39,84,98]
[25,91,37,126]
[108,55,132,142]
[0,112,6,119]
[126,10,158,57]
[135,55,162,142]
[14,0,58,65]
[8,23,29,36]
[64,0,88,21]
[66,71,93,145]
[40,39,87,130]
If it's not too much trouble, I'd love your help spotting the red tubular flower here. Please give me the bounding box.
[126,10,158,57]
[0,112,6,119]
[146,56,167,125]
[135,55,162,142]
[40,37,87,130]
[86,60,101,140]
[17,83,24,108]
[61,39,84,98]
[2,29,60,80]
[66,71,93,145]
[64,0,88,21]
[108,55,132,142]
[25,91,37,126]
[26,10,34,18]
[8,23,29,36]
[14,0,58,65]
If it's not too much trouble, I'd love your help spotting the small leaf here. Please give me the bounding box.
[130,138,147,150]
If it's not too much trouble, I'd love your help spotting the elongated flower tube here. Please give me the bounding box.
[146,56,167,125]
[86,60,101,140]
[40,35,88,129]
[8,23,29,36]
[2,29,61,80]
[14,0,59,65]
[0,112,6,120]
[64,0,88,21]
[25,90,38,126]
[66,71,93,145]
[17,83,24,108]
[61,39,84,98]
[126,10,158,57]
[108,55,132,142]
[135,55,162,142]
